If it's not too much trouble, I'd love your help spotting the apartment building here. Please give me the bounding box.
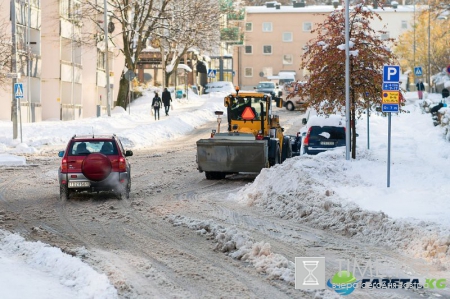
[0,0,124,122]
[238,2,415,89]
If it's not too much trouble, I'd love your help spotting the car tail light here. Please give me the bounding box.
[119,156,127,172]
[61,158,68,172]
[303,127,312,146]
[256,130,264,140]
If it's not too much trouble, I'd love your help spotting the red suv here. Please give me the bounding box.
[58,135,133,200]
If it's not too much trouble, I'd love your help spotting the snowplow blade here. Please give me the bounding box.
[196,139,268,173]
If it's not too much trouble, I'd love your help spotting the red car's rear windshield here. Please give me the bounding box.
[69,141,118,156]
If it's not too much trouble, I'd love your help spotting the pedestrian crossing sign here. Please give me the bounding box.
[414,67,423,76]
[207,69,216,78]
[14,83,24,99]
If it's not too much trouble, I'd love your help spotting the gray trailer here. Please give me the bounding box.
[196,134,269,180]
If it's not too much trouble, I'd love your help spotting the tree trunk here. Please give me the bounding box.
[117,76,130,109]
[165,71,173,88]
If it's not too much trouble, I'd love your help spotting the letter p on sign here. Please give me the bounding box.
[383,65,400,83]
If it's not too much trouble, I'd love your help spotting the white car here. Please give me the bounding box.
[204,81,235,94]
[298,114,346,155]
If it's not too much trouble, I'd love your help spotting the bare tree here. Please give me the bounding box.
[293,4,398,158]
[161,0,221,86]
[0,5,13,90]
[83,0,172,108]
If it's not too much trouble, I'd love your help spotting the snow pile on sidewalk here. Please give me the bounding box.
[0,229,118,298]
[235,148,450,268]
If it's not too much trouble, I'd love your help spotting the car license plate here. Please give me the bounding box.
[68,181,90,188]
[320,141,334,146]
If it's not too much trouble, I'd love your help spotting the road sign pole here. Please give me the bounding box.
[387,113,391,188]
[382,65,400,187]
[11,0,18,140]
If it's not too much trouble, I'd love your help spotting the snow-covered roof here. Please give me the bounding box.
[306,114,345,127]
[177,64,192,72]
[245,4,421,13]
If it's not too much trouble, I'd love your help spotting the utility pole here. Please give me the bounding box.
[11,0,18,140]
[103,0,111,116]
[428,1,431,89]
[26,0,31,123]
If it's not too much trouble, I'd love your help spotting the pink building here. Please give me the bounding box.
[237,2,415,90]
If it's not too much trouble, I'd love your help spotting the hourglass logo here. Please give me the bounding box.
[295,257,325,289]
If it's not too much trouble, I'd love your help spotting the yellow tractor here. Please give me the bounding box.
[196,87,293,179]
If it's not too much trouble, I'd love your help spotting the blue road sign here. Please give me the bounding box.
[207,69,216,78]
[383,65,400,83]
[14,83,24,99]
[382,104,399,112]
[414,66,423,76]
[382,83,400,91]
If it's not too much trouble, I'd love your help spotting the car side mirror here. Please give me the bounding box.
[302,118,307,125]
[125,150,133,157]
[58,151,64,157]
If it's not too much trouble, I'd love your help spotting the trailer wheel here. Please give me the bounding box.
[281,136,293,162]
[269,145,280,167]
[205,172,226,180]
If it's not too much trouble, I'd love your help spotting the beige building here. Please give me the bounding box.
[237,2,416,89]
[0,0,124,123]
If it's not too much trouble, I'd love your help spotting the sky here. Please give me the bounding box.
[0,87,449,298]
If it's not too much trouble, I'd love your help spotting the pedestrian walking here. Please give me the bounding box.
[151,91,162,120]
[162,87,173,116]
[416,80,425,100]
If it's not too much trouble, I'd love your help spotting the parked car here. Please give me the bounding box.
[204,81,235,94]
[300,115,346,155]
[255,81,282,99]
[58,134,133,200]
[282,81,308,111]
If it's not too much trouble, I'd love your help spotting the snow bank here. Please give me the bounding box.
[234,150,450,268]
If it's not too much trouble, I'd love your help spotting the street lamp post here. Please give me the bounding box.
[428,0,431,91]
[103,0,111,116]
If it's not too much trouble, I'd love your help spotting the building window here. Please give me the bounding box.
[401,20,408,29]
[60,0,81,19]
[245,22,252,32]
[303,22,312,32]
[283,54,293,65]
[263,45,272,54]
[262,67,273,77]
[282,32,293,42]
[302,45,309,54]
[262,22,273,32]
[245,67,253,77]
[380,33,390,40]
[97,49,106,70]
[245,45,252,54]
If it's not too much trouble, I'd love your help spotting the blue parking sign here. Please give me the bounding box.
[383,65,400,83]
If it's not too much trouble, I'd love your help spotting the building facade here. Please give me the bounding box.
[239,2,416,89]
[0,0,124,123]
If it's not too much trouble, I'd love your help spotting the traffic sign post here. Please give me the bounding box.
[14,83,24,99]
[382,65,401,188]
[207,69,216,79]
[414,66,423,76]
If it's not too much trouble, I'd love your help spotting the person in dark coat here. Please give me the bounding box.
[151,91,162,120]
[416,80,425,100]
[162,88,173,116]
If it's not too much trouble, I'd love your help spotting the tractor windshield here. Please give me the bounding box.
[229,97,265,121]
